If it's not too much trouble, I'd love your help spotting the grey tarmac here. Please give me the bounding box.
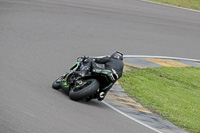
[0,0,200,133]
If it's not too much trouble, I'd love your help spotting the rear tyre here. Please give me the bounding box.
[69,79,99,101]
[52,76,63,90]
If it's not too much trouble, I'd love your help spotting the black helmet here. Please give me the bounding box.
[110,51,123,60]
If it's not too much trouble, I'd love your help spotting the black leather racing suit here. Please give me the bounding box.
[92,56,124,100]
[93,56,124,80]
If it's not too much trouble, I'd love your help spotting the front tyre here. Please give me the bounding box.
[69,79,99,101]
[52,76,64,90]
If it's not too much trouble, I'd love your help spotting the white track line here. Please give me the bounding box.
[124,55,200,62]
[141,0,200,13]
[102,101,163,133]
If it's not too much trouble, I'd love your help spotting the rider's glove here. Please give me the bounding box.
[77,57,83,62]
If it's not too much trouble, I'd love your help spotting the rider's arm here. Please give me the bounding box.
[94,56,110,64]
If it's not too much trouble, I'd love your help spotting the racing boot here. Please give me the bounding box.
[97,92,106,101]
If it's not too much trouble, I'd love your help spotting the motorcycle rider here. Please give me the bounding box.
[92,51,124,100]
[92,51,124,80]
[76,51,124,101]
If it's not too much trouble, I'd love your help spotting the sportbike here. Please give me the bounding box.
[52,57,117,101]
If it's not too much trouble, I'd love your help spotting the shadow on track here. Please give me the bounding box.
[56,89,108,108]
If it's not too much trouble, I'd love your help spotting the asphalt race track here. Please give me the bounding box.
[0,0,200,133]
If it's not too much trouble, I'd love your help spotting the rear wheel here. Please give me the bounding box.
[69,79,99,101]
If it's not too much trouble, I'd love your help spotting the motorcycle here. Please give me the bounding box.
[52,56,116,101]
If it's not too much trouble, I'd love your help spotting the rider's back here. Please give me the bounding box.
[95,56,124,79]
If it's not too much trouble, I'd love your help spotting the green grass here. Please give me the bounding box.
[149,0,200,10]
[119,66,200,133]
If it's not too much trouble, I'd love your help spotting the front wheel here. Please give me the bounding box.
[52,76,64,90]
[69,79,99,101]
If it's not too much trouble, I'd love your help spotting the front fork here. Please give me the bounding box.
[60,72,70,91]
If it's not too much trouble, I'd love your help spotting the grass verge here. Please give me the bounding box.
[119,66,200,133]
[149,0,200,11]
